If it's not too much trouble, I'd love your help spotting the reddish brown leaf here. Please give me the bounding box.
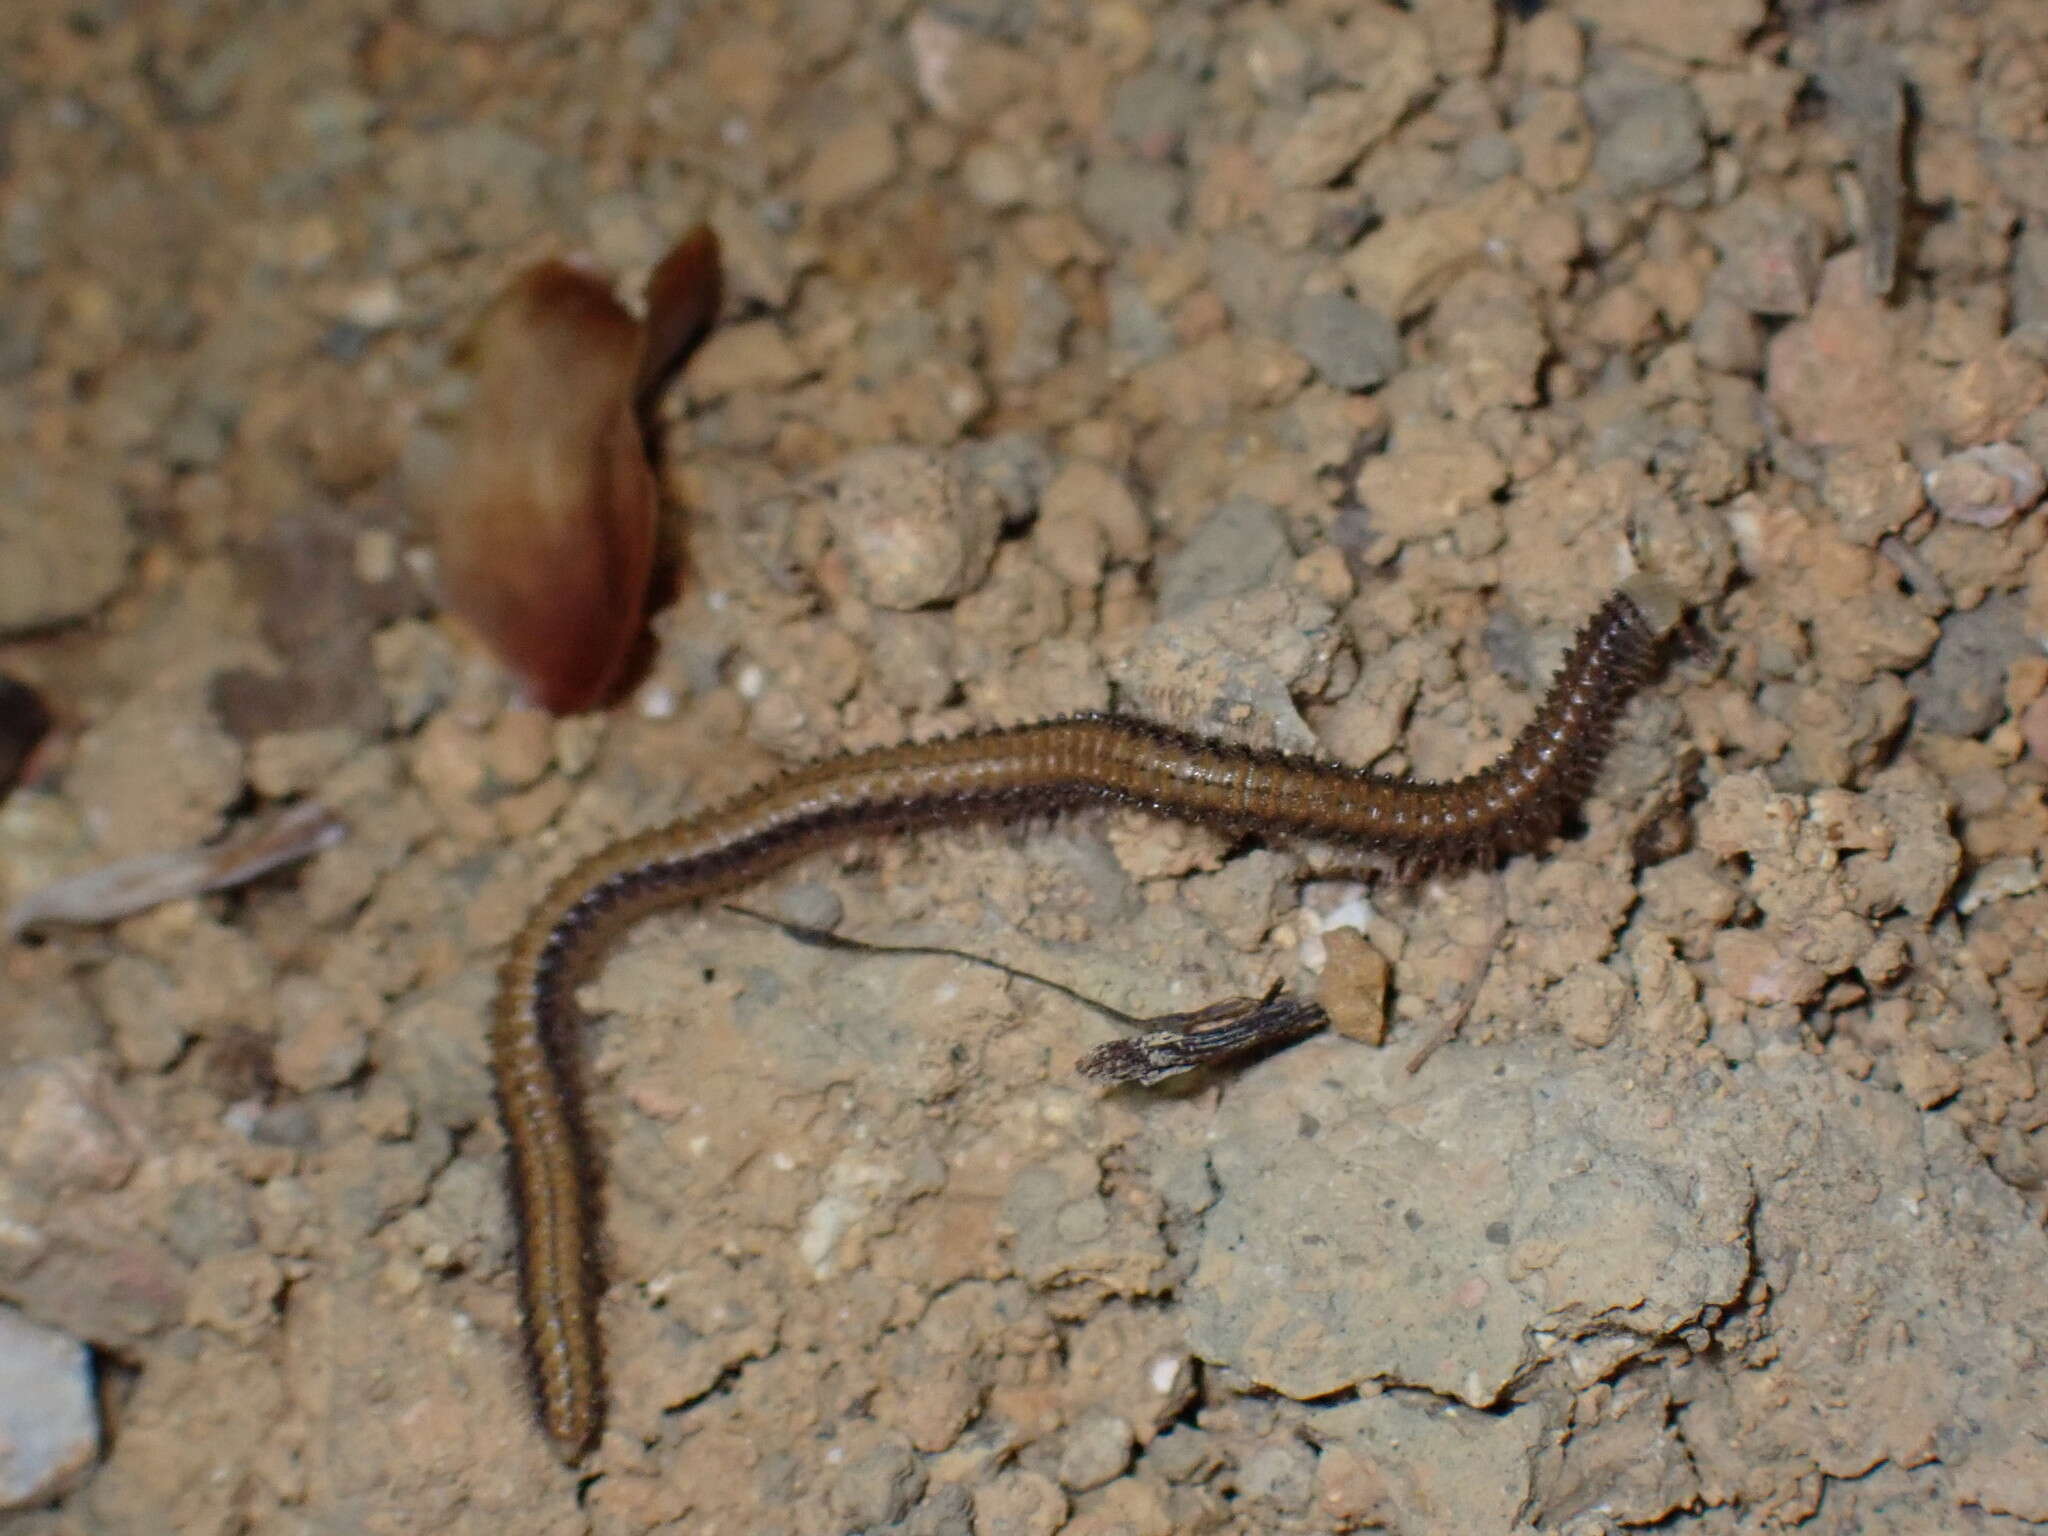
[433,261,658,715]
[636,225,723,411]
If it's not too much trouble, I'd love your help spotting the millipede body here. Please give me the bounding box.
[490,575,1682,1462]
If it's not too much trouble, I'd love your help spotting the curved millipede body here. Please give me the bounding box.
[491,576,1681,1462]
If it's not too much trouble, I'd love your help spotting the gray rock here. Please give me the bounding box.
[1458,130,1521,185]
[1077,156,1184,249]
[1707,194,1823,317]
[1110,66,1200,156]
[1584,66,1707,197]
[0,1305,98,1509]
[959,433,1054,527]
[1107,279,1174,368]
[830,1441,927,1528]
[1909,595,2031,737]
[1182,1033,2048,1527]
[0,466,133,637]
[1236,1439,1316,1511]
[827,446,1001,610]
[1057,1407,1134,1492]
[898,1481,974,1536]
[419,0,558,38]
[929,0,1035,42]
[1208,231,1311,335]
[1287,291,1402,391]
[1153,496,1294,617]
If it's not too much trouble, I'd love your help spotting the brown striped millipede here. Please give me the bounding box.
[491,574,1684,1463]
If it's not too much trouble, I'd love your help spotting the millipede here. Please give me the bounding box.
[490,573,1684,1462]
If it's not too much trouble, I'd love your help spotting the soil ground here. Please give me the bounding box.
[5,0,2048,1531]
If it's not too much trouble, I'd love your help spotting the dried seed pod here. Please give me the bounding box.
[433,228,722,715]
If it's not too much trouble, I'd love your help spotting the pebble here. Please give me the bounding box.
[1107,277,1174,367]
[1077,156,1183,248]
[828,1440,926,1528]
[1908,596,2031,738]
[1056,1407,1134,1492]
[273,976,370,1093]
[1708,194,1822,316]
[1584,65,1708,197]
[419,0,556,38]
[959,433,1055,527]
[1153,496,1293,617]
[0,1305,98,1509]
[1109,65,1198,158]
[1316,927,1390,1045]
[1342,202,1492,320]
[1236,1439,1317,1512]
[1925,443,2045,527]
[0,467,133,636]
[684,319,808,401]
[826,445,1000,610]
[973,1471,1068,1536]
[798,114,900,209]
[960,141,1030,209]
[1288,291,1401,392]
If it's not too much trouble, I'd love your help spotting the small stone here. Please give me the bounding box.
[1822,443,1925,546]
[1288,291,1401,392]
[827,446,1000,610]
[684,319,808,401]
[1895,1040,1962,1110]
[1036,460,1148,590]
[829,1440,927,1527]
[1711,928,1826,1008]
[903,1482,975,1536]
[1511,88,1593,193]
[1708,194,1822,317]
[2025,693,2048,763]
[1245,18,1312,101]
[1153,497,1292,617]
[798,114,900,209]
[1077,156,1183,248]
[1354,434,1507,543]
[973,1470,1069,1536]
[1317,927,1389,1045]
[0,1304,98,1508]
[2,1060,139,1196]
[1057,1407,1133,1492]
[1109,66,1198,158]
[0,467,132,637]
[419,0,556,38]
[1272,89,1405,189]
[1238,1439,1317,1511]
[1342,203,1491,321]
[185,1250,283,1341]
[93,953,188,1074]
[775,881,844,932]
[1925,444,2045,528]
[1766,254,1912,449]
[961,142,1030,209]
[984,260,1074,386]
[960,433,1056,527]
[1571,0,1764,64]
[1908,596,2031,738]
[1550,964,1628,1049]
[1522,10,1585,85]
[1690,292,1764,375]
[273,976,369,1093]
[1585,66,1707,197]
[1108,278,1174,367]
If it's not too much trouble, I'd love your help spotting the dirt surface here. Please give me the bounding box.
[5,0,2048,1531]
